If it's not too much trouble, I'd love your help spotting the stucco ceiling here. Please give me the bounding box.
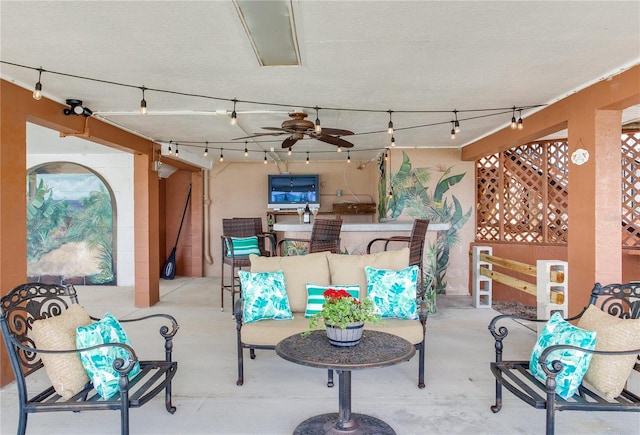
[2,1,639,166]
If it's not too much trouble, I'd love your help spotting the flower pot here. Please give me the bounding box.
[325,322,364,347]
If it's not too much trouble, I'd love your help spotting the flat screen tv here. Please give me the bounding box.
[268,174,320,210]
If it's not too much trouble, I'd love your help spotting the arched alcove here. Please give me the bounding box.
[26,162,117,285]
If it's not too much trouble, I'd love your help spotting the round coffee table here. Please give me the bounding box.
[276,329,416,435]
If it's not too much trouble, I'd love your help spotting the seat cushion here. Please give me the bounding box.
[577,305,640,400]
[76,313,141,400]
[30,304,93,399]
[241,316,312,346]
[327,248,409,298]
[529,312,597,400]
[238,270,294,323]
[250,251,331,312]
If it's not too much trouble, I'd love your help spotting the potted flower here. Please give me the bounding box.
[307,288,378,347]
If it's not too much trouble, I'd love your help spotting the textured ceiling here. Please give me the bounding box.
[2,1,639,166]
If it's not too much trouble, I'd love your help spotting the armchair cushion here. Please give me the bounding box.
[76,313,141,400]
[238,270,294,323]
[529,312,597,400]
[225,236,260,257]
[365,265,419,319]
[305,284,360,317]
[30,304,92,399]
[577,305,640,400]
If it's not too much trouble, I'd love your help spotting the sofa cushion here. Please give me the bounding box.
[241,316,312,346]
[577,304,640,400]
[529,312,597,400]
[327,248,409,298]
[365,265,419,319]
[30,304,92,399]
[238,270,294,323]
[305,284,360,318]
[76,313,141,400]
[250,251,331,312]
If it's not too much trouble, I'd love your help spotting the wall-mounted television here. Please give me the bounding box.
[268,174,320,210]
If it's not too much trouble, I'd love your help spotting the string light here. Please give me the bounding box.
[264,151,268,164]
[306,152,310,164]
[230,98,237,126]
[287,148,292,156]
[347,151,351,163]
[244,141,248,157]
[388,185,394,198]
[168,141,173,155]
[517,109,524,130]
[337,146,342,153]
[204,142,208,157]
[387,110,394,134]
[384,150,389,161]
[219,149,224,162]
[511,106,517,129]
[450,121,456,140]
[140,86,148,115]
[453,109,460,133]
[32,67,43,100]
[314,106,321,133]
[391,136,396,147]
[175,143,179,156]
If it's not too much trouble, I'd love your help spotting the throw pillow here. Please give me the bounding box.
[529,312,597,400]
[225,236,260,257]
[250,251,331,312]
[30,304,93,399]
[365,265,419,320]
[577,304,640,400]
[239,270,294,323]
[76,313,141,400]
[305,284,360,318]
[327,248,409,299]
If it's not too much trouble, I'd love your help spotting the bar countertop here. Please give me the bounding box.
[272,221,450,232]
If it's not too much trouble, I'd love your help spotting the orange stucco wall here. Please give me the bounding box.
[463,65,640,316]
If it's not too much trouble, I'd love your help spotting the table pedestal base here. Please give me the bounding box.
[293,412,396,435]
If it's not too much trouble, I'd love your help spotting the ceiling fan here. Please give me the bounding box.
[235,110,355,149]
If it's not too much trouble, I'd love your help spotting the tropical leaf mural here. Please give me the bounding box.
[379,151,472,312]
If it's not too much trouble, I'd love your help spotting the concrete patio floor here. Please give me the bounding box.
[1,277,638,435]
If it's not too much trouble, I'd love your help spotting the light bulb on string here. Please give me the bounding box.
[453,109,460,133]
[314,107,321,133]
[168,141,173,155]
[32,68,43,100]
[511,107,517,129]
[175,143,179,156]
[450,121,456,140]
[337,146,342,153]
[264,152,268,164]
[517,109,524,130]
[204,142,209,157]
[387,110,394,134]
[306,152,310,165]
[140,86,148,115]
[287,148,292,156]
[230,99,237,126]
[219,149,224,162]
[391,136,396,147]
[347,151,351,163]
[244,141,248,157]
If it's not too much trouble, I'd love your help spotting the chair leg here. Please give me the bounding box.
[417,343,425,389]
[17,410,27,435]
[220,261,225,312]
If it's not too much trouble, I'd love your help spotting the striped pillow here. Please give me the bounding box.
[305,284,360,318]
[225,236,260,257]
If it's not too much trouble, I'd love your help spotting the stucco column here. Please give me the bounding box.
[567,109,622,314]
[134,153,161,307]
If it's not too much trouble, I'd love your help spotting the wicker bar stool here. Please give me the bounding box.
[366,219,430,298]
[277,219,343,256]
[221,217,275,312]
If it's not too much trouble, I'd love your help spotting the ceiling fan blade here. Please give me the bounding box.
[319,127,354,136]
[282,137,298,148]
[262,127,288,131]
[233,132,285,140]
[316,135,354,148]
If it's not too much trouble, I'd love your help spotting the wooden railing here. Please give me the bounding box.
[472,246,568,319]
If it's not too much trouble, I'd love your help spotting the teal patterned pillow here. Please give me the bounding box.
[239,270,294,323]
[529,312,597,400]
[305,284,360,318]
[365,265,419,320]
[225,236,260,257]
[76,313,141,400]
